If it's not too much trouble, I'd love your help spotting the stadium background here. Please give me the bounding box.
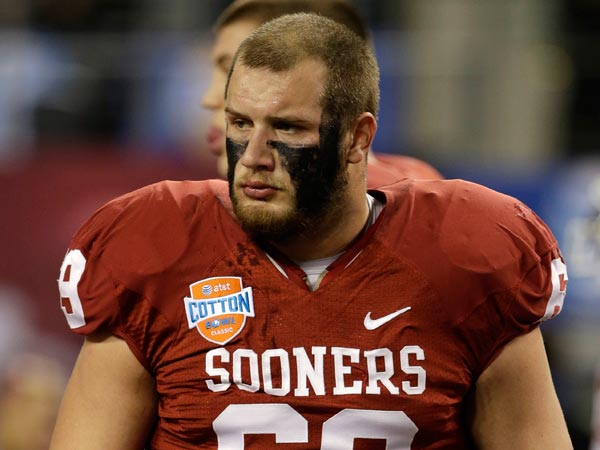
[0,1,598,448]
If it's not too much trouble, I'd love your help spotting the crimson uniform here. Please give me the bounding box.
[366,154,443,188]
[58,178,566,449]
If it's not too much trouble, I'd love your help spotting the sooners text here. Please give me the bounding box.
[205,345,426,397]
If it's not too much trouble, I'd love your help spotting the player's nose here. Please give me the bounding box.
[239,129,276,171]
[201,75,223,110]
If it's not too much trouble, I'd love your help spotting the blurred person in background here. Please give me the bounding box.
[0,287,74,450]
[201,0,443,183]
[0,287,35,365]
[0,353,67,450]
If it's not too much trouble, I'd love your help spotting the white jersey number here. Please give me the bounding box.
[57,249,87,328]
[213,404,418,449]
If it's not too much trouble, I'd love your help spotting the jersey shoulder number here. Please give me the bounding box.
[57,249,87,329]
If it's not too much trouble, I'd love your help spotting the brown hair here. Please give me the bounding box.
[216,0,370,42]
[227,12,379,133]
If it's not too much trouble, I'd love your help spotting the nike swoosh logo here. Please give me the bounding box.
[364,306,412,330]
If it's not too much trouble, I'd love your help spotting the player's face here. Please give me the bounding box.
[225,59,347,242]
[201,19,260,178]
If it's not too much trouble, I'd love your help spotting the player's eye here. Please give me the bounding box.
[275,121,298,133]
[216,57,233,75]
[233,119,250,130]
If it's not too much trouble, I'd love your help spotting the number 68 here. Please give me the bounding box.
[214,404,418,449]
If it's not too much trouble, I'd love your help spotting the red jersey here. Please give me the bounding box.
[366,154,443,188]
[57,179,566,449]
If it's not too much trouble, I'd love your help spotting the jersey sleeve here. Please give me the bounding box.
[56,181,199,371]
[497,198,567,327]
[57,197,131,336]
[385,179,568,377]
[452,187,568,374]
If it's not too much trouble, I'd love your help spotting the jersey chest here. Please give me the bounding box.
[145,242,474,449]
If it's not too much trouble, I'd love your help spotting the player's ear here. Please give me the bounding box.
[346,112,377,165]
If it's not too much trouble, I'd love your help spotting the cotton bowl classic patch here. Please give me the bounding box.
[184,276,255,345]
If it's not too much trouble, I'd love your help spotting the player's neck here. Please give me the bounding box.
[270,189,370,261]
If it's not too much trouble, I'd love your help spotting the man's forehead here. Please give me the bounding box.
[229,59,327,90]
[226,62,326,116]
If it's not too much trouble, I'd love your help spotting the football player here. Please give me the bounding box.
[202,0,443,184]
[50,13,571,450]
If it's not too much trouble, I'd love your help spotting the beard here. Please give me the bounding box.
[227,120,348,244]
